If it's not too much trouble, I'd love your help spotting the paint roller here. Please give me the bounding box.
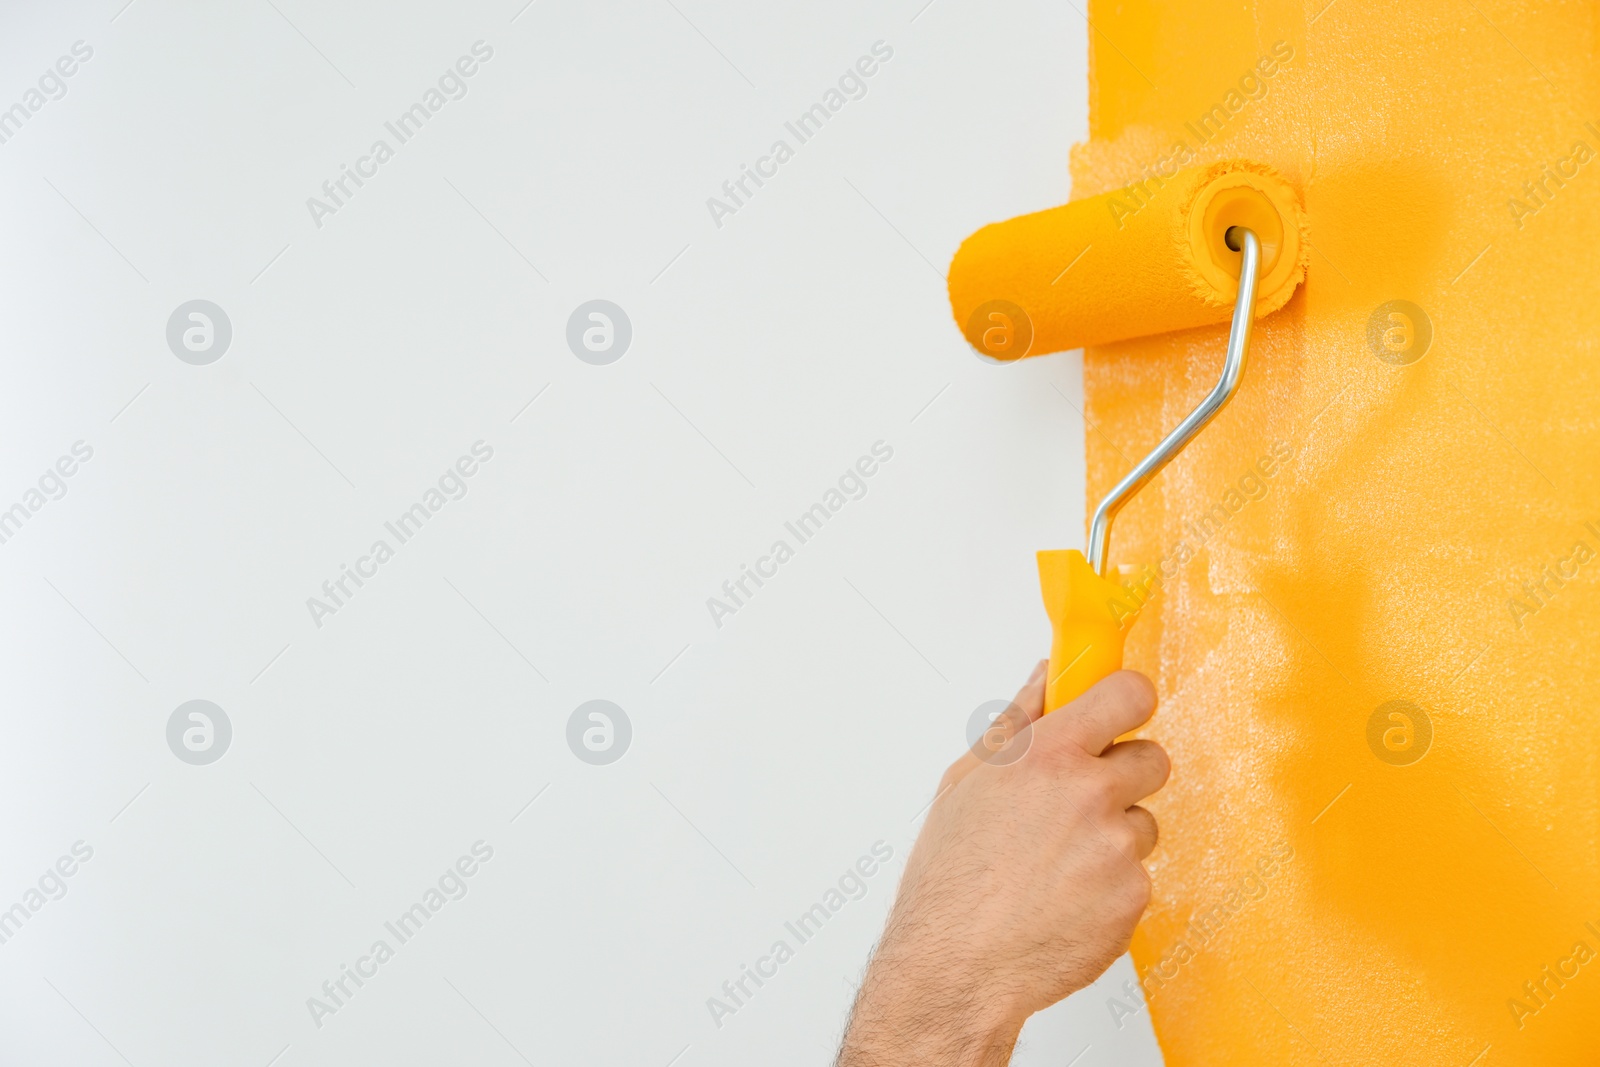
[947,160,1307,713]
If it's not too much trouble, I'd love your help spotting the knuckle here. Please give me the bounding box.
[1124,873,1152,914]
[1106,824,1139,857]
[1134,740,1171,781]
[1106,670,1157,716]
[1108,861,1151,907]
[1152,743,1172,781]
[1080,768,1120,808]
[1126,808,1159,854]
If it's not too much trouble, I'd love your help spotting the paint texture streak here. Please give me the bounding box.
[1080,2,1600,1063]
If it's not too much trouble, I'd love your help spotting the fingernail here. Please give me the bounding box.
[1030,659,1048,683]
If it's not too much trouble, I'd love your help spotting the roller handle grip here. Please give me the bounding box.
[1038,549,1142,713]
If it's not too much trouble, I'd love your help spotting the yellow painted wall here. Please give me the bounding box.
[1076,2,1600,1063]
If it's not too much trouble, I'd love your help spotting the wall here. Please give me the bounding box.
[1078,2,1600,1063]
[0,2,1165,1065]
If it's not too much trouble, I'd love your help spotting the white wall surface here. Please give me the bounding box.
[0,0,1164,1063]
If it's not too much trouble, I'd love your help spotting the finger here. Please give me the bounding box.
[1013,658,1049,723]
[1125,805,1159,859]
[941,660,1049,788]
[1041,670,1157,756]
[1100,739,1171,807]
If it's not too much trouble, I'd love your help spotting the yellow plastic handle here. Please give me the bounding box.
[1037,549,1143,713]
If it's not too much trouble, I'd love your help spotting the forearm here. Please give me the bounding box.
[837,943,1024,1067]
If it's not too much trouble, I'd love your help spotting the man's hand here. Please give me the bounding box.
[838,661,1168,1067]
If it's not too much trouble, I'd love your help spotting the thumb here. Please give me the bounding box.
[940,659,1048,789]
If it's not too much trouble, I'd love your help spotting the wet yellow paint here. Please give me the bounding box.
[948,161,1306,353]
[1072,3,1600,1063]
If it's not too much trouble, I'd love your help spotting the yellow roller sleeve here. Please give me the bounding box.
[950,160,1305,357]
[1038,548,1142,713]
